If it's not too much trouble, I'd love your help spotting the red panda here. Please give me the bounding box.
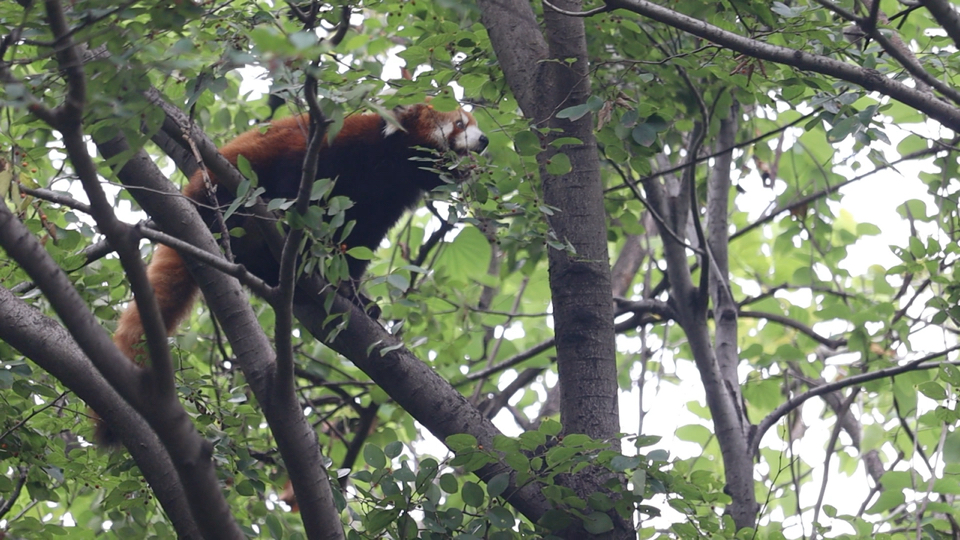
[109,101,487,392]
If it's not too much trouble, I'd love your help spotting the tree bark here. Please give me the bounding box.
[0,288,202,540]
[478,0,629,537]
[97,132,345,540]
[606,0,960,131]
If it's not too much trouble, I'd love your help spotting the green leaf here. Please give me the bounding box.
[265,513,284,539]
[235,480,255,496]
[545,153,572,175]
[435,226,492,282]
[439,473,459,494]
[940,364,960,385]
[675,424,713,445]
[557,104,591,121]
[446,433,479,451]
[365,508,400,533]
[944,431,960,463]
[631,469,646,497]
[486,472,509,498]
[486,505,516,529]
[897,199,929,221]
[539,419,562,436]
[363,444,387,469]
[537,510,575,531]
[827,115,862,141]
[514,130,542,156]
[346,246,375,260]
[461,481,485,507]
[918,381,947,401]
[384,441,403,458]
[609,455,641,472]
[633,435,661,448]
[866,490,905,514]
[582,512,614,534]
[632,123,658,147]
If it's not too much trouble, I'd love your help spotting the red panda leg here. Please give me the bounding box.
[99,245,199,446]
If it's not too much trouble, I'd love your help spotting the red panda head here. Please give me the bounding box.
[383,103,488,156]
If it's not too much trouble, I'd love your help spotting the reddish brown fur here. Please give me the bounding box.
[113,246,198,363]
[105,102,484,477]
[111,103,484,379]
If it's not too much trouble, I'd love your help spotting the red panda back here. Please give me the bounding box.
[105,101,485,444]
[112,101,486,375]
[185,103,486,280]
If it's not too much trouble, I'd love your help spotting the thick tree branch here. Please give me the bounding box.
[706,105,742,421]
[644,139,758,530]
[41,0,175,397]
[920,0,960,50]
[291,290,555,523]
[475,0,549,119]
[33,3,240,536]
[817,0,954,101]
[0,287,202,540]
[0,203,238,538]
[97,131,344,540]
[605,0,960,131]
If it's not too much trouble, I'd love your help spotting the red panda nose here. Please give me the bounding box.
[478,135,489,151]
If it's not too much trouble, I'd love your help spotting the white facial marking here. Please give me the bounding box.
[460,125,485,152]
[448,110,486,152]
[429,119,452,148]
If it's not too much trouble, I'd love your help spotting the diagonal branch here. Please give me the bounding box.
[605,0,960,131]
[98,124,344,539]
[0,204,238,539]
[750,345,960,456]
[0,287,202,539]
[920,0,960,50]
[816,0,959,102]
[732,146,949,241]
[41,0,175,396]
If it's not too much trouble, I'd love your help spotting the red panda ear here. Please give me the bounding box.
[382,104,425,137]
[382,109,404,137]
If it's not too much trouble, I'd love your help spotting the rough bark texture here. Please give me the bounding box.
[477,0,628,537]
[921,0,960,50]
[706,107,742,409]
[291,296,555,524]
[642,173,758,529]
[0,288,202,540]
[97,133,345,540]
[0,202,244,540]
[540,1,620,445]
[607,0,960,131]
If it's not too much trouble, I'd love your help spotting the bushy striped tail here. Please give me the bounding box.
[98,245,199,445]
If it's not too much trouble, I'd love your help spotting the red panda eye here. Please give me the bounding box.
[455,120,465,130]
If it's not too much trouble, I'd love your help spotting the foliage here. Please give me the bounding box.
[3,0,960,538]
